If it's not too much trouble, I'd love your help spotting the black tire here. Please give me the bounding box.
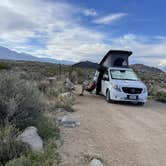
[137,102,145,106]
[106,90,111,103]
[96,90,99,95]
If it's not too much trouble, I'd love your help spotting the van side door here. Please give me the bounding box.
[101,70,110,96]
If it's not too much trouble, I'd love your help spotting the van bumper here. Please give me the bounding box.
[110,89,148,103]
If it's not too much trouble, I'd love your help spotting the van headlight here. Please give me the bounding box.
[143,87,147,93]
[112,84,121,92]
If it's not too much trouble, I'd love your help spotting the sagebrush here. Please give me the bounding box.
[36,114,60,140]
[0,122,29,165]
[0,72,44,129]
[156,91,166,103]
[6,140,61,166]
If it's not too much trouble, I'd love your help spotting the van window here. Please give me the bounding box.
[103,71,109,81]
[110,69,139,81]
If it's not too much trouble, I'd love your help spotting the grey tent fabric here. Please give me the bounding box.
[100,50,132,68]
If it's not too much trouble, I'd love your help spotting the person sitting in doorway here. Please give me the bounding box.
[79,79,97,96]
[79,71,99,96]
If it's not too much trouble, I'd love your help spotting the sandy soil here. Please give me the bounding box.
[59,88,166,166]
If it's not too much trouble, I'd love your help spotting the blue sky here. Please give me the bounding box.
[0,0,165,67]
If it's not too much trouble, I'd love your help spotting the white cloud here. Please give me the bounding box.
[159,59,166,66]
[0,0,165,68]
[33,27,110,62]
[82,8,98,16]
[109,34,166,67]
[93,13,127,25]
[0,0,110,62]
[0,0,75,41]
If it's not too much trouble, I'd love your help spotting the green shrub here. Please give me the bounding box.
[6,141,61,166]
[45,87,61,98]
[58,94,75,106]
[156,91,166,103]
[63,105,75,112]
[38,80,65,99]
[54,94,75,112]
[0,72,44,129]
[0,122,29,165]
[36,115,60,140]
[0,63,11,70]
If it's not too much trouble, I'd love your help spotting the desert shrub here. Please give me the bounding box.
[38,80,50,93]
[45,87,61,98]
[0,63,11,70]
[69,68,95,84]
[36,115,60,140]
[6,140,61,166]
[156,91,166,103]
[54,94,75,112]
[0,122,29,165]
[58,94,75,106]
[38,79,66,99]
[63,104,75,112]
[0,72,44,129]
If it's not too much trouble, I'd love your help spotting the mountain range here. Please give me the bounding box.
[0,46,73,65]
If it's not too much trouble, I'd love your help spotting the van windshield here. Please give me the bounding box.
[110,69,139,81]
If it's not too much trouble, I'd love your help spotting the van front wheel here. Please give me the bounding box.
[106,90,114,103]
[137,102,145,106]
[106,90,111,103]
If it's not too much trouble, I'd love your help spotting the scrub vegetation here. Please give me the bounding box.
[0,60,76,165]
[132,64,166,103]
[0,59,165,165]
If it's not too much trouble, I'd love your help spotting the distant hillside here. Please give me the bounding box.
[162,66,166,72]
[132,64,164,73]
[0,59,72,80]
[73,60,166,95]
[0,46,74,65]
[73,60,165,73]
[72,60,99,69]
[131,64,166,96]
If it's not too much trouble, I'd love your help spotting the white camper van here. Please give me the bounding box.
[95,50,148,105]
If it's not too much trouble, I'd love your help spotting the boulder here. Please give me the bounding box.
[90,158,104,166]
[18,126,43,151]
[64,78,75,90]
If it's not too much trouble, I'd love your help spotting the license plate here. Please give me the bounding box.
[128,95,137,100]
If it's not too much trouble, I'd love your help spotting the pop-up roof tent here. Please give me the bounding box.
[100,50,132,68]
[95,50,132,94]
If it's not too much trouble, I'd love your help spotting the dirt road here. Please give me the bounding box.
[59,89,166,166]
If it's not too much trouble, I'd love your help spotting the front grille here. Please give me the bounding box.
[122,87,143,94]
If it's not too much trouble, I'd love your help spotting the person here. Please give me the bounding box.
[79,72,98,96]
[79,80,96,96]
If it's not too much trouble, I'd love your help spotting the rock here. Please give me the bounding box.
[56,107,66,112]
[18,126,43,151]
[59,92,71,97]
[46,76,57,84]
[57,116,80,127]
[64,78,75,90]
[90,158,104,166]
